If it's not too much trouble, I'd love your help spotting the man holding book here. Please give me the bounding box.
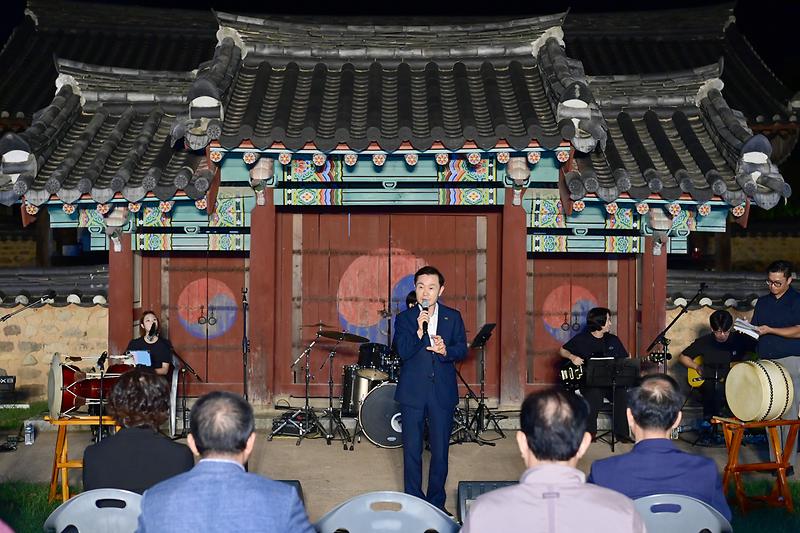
[750,260,800,473]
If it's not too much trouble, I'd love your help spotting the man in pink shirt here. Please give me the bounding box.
[461,388,645,533]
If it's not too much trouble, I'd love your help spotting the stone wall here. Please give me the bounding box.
[0,305,108,400]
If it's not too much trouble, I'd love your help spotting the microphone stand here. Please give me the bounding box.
[0,293,51,322]
[645,283,707,372]
[171,348,203,439]
[242,288,250,402]
[95,351,108,443]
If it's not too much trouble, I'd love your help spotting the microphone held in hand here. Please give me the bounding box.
[422,299,430,335]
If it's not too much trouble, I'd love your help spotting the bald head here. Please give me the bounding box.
[627,374,684,431]
[190,391,254,457]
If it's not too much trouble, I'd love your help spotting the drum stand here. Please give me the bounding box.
[451,369,494,446]
[268,334,326,446]
[318,343,352,449]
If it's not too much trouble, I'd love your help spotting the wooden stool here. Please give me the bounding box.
[712,416,800,513]
[45,416,120,502]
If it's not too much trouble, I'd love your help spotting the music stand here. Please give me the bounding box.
[460,324,505,441]
[585,357,639,452]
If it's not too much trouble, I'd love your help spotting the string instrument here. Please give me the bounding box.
[559,360,585,390]
[560,351,666,390]
[687,356,705,388]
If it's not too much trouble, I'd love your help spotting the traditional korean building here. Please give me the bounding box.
[0,9,791,406]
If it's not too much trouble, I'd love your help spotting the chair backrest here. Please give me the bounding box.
[169,354,180,437]
[634,494,733,533]
[315,491,459,533]
[43,488,142,533]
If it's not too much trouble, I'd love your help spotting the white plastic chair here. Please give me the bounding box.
[43,488,142,533]
[634,494,733,533]
[315,491,459,533]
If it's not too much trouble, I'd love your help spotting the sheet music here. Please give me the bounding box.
[128,350,152,366]
[734,318,760,339]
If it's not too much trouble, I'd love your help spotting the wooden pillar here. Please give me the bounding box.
[248,192,277,404]
[108,233,133,355]
[639,237,667,356]
[499,200,528,406]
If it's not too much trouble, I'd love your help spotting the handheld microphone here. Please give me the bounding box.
[421,299,430,335]
[148,323,158,338]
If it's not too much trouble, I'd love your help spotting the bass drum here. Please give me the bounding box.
[726,360,795,422]
[359,382,402,448]
[341,365,383,417]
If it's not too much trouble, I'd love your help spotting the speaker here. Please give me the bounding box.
[0,375,15,403]
[278,479,304,504]
[457,480,517,523]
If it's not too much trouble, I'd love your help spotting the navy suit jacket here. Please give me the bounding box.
[588,438,732,521]
[393,302,468,409]
[138,460,315,533]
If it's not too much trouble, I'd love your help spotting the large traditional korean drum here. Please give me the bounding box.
[725,360,794,422]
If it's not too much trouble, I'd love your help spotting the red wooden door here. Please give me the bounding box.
[526,256,636,393]
[274,212,500,399]
[165,255,247,395]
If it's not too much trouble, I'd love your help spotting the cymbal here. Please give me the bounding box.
[300,321,335,329]
[319,330,369,343]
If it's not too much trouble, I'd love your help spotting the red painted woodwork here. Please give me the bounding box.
[273,211,501,400]
[108,234,133,356]
[526,255,638,394]
[639,239,668,356]
[248,192,277,403]
[499,201,528,406]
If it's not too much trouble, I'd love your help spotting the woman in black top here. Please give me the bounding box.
[126,310,172,375]
[559,307,631,440]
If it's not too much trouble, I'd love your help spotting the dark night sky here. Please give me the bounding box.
[0,0,797,91]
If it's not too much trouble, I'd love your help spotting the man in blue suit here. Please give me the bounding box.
[137,391,314,532]
[393,265,468,512]
[588,374,732,521]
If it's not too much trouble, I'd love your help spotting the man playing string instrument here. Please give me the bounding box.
[678,310,756,425]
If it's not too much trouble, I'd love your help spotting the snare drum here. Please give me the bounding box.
[359,382,403,448]
[726,360,795,422]
[47,354,133,419]
[357,343,390,381]
[341,364,383,417]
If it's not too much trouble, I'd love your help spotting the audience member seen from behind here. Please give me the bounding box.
[137,391,314,533]
[589,373,732,521]
[82,368,193,493]
[461,388,645,533]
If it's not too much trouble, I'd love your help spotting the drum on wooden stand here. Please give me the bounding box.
[725,360,795,422]
[47,354,134,419]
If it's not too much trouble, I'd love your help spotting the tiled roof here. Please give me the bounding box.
[189,17,608,153]
[0,76,212,206]
[563,5,798,128]
[0,265,108,307]
[667,270,766,311]
[0,0,216,121]
[565,65,790,209]
[216,11,566,67]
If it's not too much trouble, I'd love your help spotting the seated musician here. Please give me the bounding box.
[83,368,194,493]
[559,307,630,441]
[678,310,755,423]
[126,310,172,376]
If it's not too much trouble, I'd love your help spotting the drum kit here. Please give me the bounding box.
[268,323,403,449]
[47,353,135,419]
